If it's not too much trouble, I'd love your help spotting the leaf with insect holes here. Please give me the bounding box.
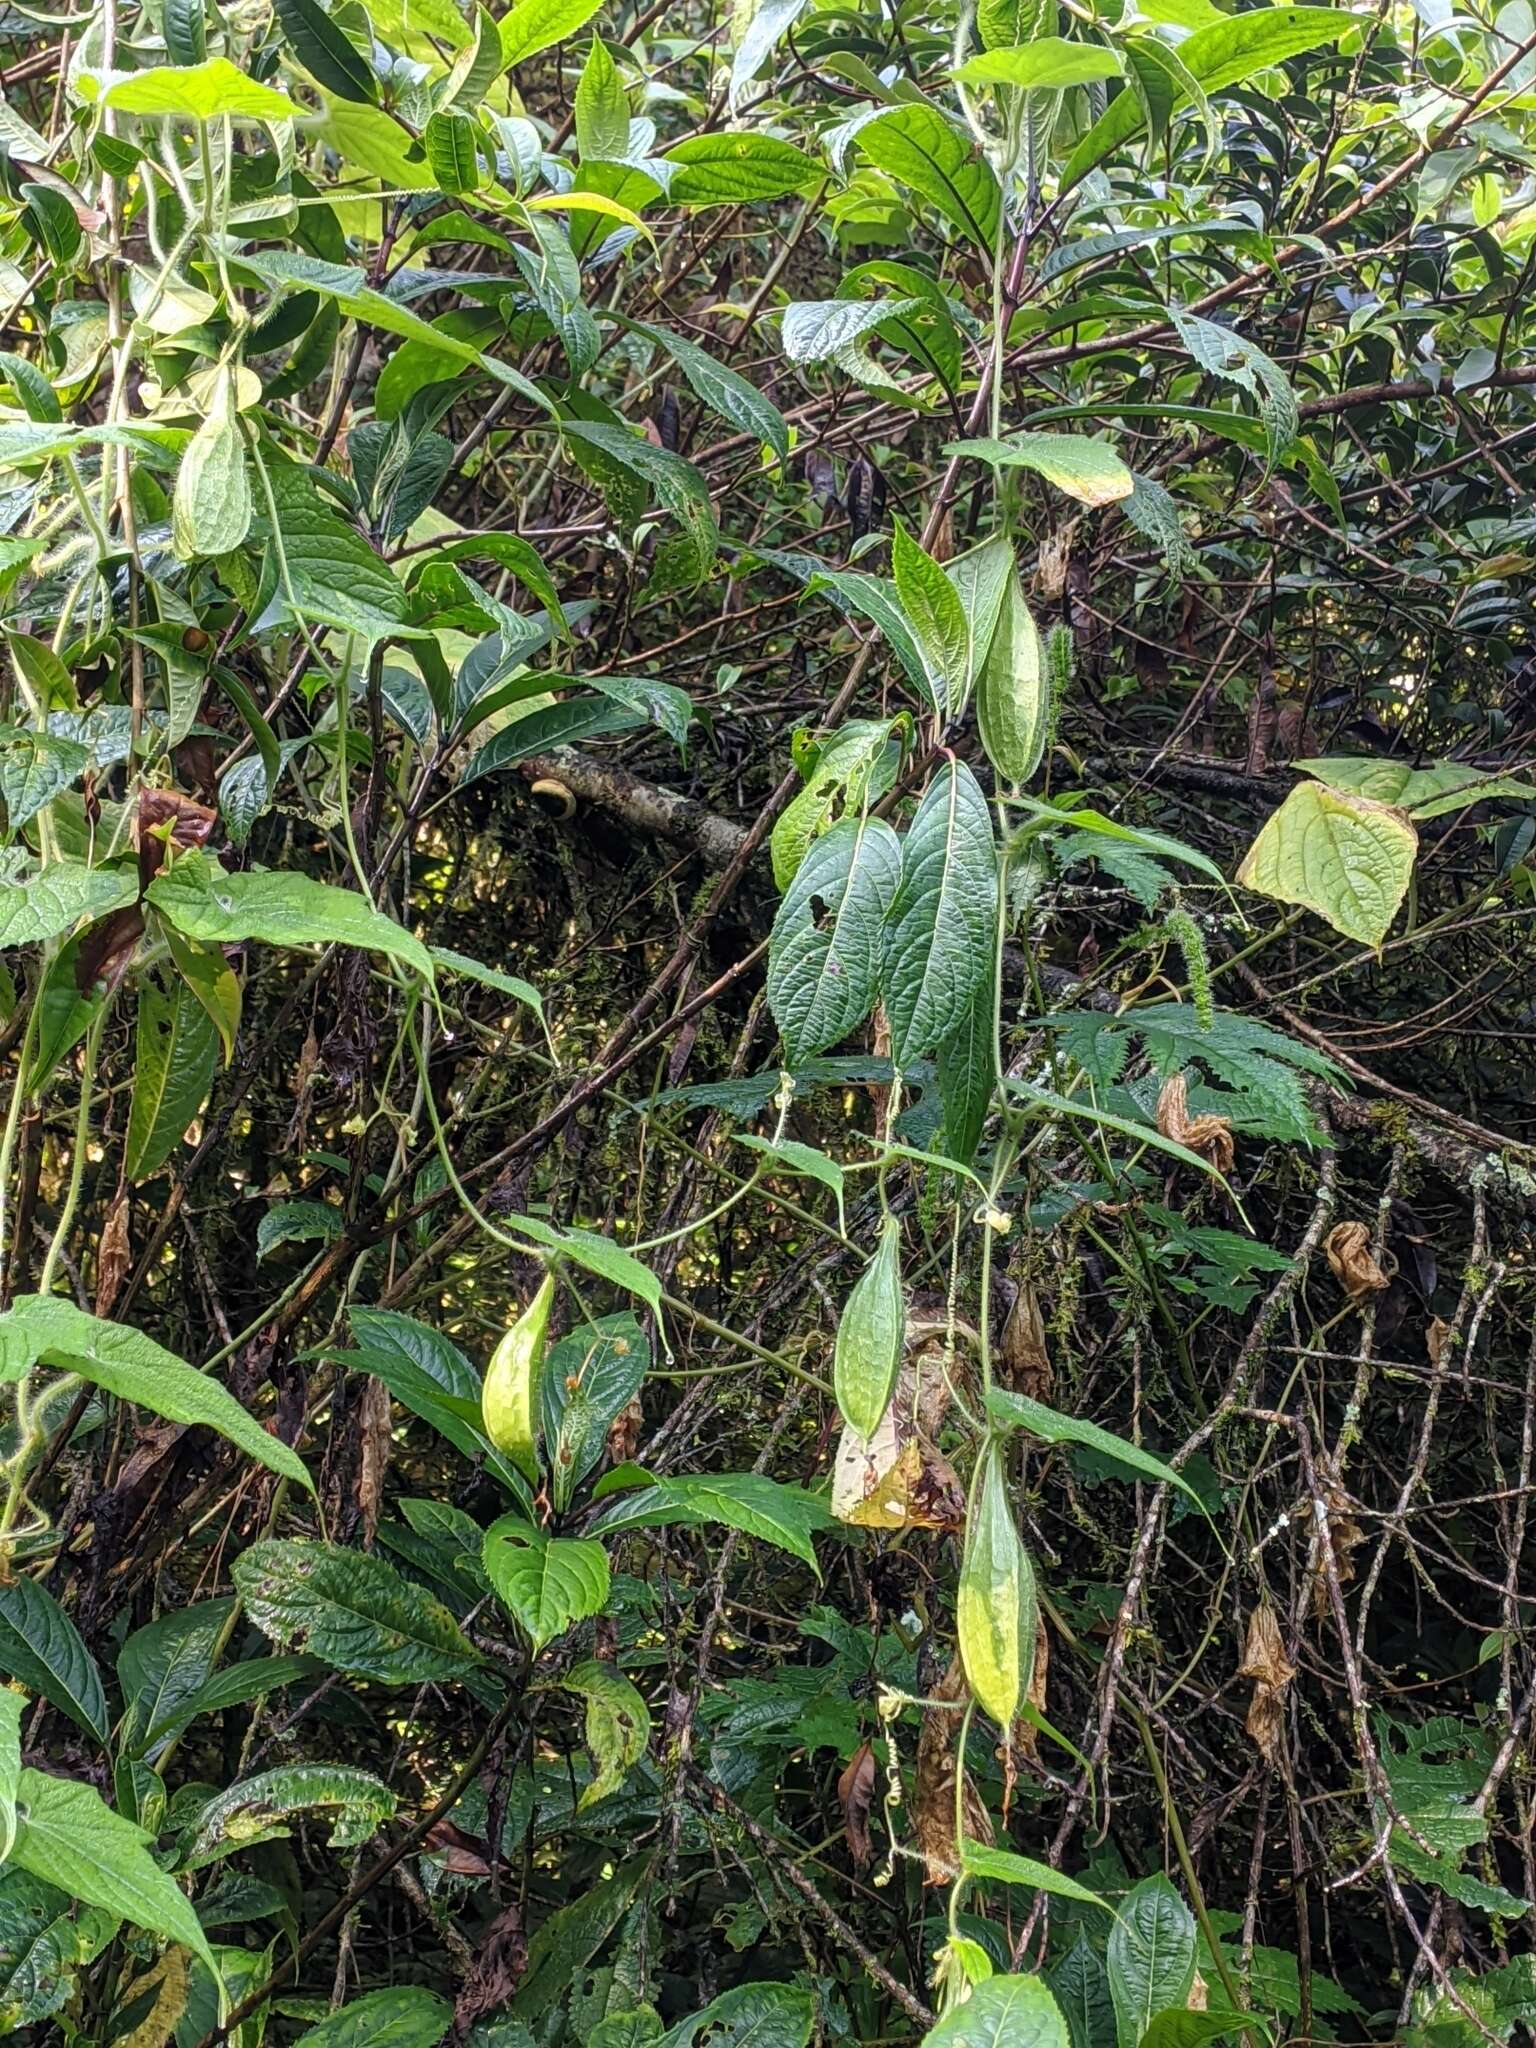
[483,1517,610,1649]
[233,1539,479,1682]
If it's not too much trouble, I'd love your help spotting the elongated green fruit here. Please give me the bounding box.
[172,364,252,562]
[976,570,1046,789]
[957,1441,1037,1728]
[833,1214,904,1440]
[482,1271,556,1480]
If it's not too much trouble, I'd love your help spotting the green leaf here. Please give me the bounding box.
[893,521,969,714]
[6,635,73,710]
[344,1309,529,1502]
[99,56,297,122]
[483,1516,610,1650]
[0,1689,18,1862]
[255,456,411,637]
[1137,2013,1257,2048]
[561,422,717,580]
[883,760,998,1069]
[512,1859,650,2018]
[424,109,482,193]
[937,969,996,1170]
[173,368,251,561]
[977,567,1047,787]
[505,1214,661,1316]
[764,555,935,705]
[1107,1876,1197,2048]
[163,0,206,64]
[1049,1935,1119,2048]
[233,1538,481,1683]
[947,432,1134,506]
[241,254,551,415]
[560,1658,650,1807]
[948,536,1014,705]
[767,713,903,888]
[275,0,377,100]
[499,0,603,66]
[124,970,218,1182]
[780,297,920,365]
[256,1200,343,1257]
[922,1974,1071,2048]
[437,1,502,104]
[834,1215,905,1440]
[430,947,549,1043]
[768,814,902,1063]
[962,1840,1111,1910]
[1236,781,1416,949]
[182,1763,397,1868]
[10,1769,216,1973]
[856,102,1001,250]
[736,1135,845,1221]
[294,1987,453,2048]
[541,1313,649,1512]
[957,1441,1035,1728]
[592,1472,830,1569]
[955,39,1125,87]
[988,1386,1207,1511]
[0,1865,116,2031]
[1296,756,1536,819]
[148,850,433,979]
[623,320,791,464]
[1168,308,1297,465]
[685,1984,815,2048]
[119,1597,235,1757]
[731,0,810,104]
[0,859,136,950]
[1063,7,1355,182]
[1010,797,1226,888]
[664,133,818,204]
[0,732,88,832]
[576,37,629,160]
[0,1295,311,1491]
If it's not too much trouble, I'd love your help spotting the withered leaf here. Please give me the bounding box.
[913,1658,992,1885]
[1325,1221,1390,1302]
[838,1740,877,1870]
[1156,1072,1234,1175]
[1238,1604,1294,1767]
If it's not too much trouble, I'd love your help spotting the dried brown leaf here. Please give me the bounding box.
[913,1659,992,1885]
[95,1183,131,1321]
[838,1740,877,1870]
[1325,1221,1390,1301]
[1156,1072,1234,1175]
[1238,1605,1295,1766]
[453,1900,526,2039]
[998,1282,1051,1401]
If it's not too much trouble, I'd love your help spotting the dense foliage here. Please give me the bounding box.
[0,0,1534,2040]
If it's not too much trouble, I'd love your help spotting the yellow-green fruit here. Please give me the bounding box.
[957,1443,1037,1729]
[481,1272,556,1481]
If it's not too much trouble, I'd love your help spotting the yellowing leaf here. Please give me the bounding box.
[1236,781,1416,948]
[946,430,1134,506]
[524,190,656,242]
